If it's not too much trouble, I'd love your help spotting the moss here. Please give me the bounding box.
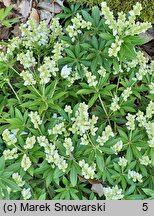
[67,0,154,23]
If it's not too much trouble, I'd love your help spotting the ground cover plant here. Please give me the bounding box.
[0,1,154,200]
[68,0,154,23]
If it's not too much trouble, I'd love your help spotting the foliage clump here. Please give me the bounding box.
[0,2,154,200]
[68,0,154,23]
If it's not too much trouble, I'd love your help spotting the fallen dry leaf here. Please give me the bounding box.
[11,23,21,36]
[78,175,87,183]
[91,183,104,197]
[29,8,40,23]
[0,26,10,40]
[2,0,11,7]
[40,9,53,24]
[141,40,154,60]
[38,1,54,13]
[54,2,63,14]
[18,0,31,18]
[78,175,102,184]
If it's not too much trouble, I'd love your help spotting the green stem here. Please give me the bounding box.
[38,126,43,136]
[13,143,24,153]
[98,94,111,125]
[10,66,20,76]
[86,132,95,149]
[116,77,120,94]
[50,79,58,98]
[129,130,133,142]
[7,81,21,104]
[31,84,42,97]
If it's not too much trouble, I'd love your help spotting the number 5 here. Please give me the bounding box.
[142,203,148,211]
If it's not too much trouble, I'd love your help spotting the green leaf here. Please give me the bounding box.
[120,42,137,60]
[2,179,21,191]
[96,154,104,171]
[34,161,49,175]
[125,184,136,196]
[92,6,100,25]
[125,194,145,200]
[53,168,63,185]
[75,43,81,56]
[150,149,154,167]
[70,165,77,187]
[101,147,114,154]
[88,94,99,108]
[132,146,142,159]
[46,170,53,187]
[38,193,46,200]
[77,89,95,95]
[81,10,93,23]
[52,92,67,101]
[99,33,114,40]
[122,106,136,113]
[118,129,128,140]
[0,156,5,171]
[91,58,98,72]
[65,49,76,58]
[142,188,154,197]
[124,36,150,45]
[5,163,21,173]
[70,189,79,200]
[126,147,133,163]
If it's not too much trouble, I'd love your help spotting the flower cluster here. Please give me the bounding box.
[108,36,123,57]
[118,157,128,167]
[139,156,151,166]
[52,42,63,62]
[49,122,66,136]
[79,159,96,179]
[2,129,17,146]
[103,185,124,200]
[64,105,72,114]
[50,18,63,40]
[66,13,92,42]
[136,110,146,127]
[63,137,74,155]
[149,82,154,94]
[3,148,18,160]
[110,95,120,112]
[12,173,25,187]
[21,188,32,200]
[37,137,68,172]
[21,154,32,171]
[126,113,135,131]
[61,65,72,79]
[70,102,98,136]
[20,70,36,86]
[20,20,50,48]
[83,66,98,87]
[98,66,106,77]
[38,57,59,84]
[28,111,42,129]
[24,136,36,149]
[101,2,152,57]
[145,121,154,140]
[111,140,123,154]
[148,139,154,148]
[97,125,114,146]
[128,170,143,182]
[0,37,21,62]
[121,87,132,101]
[146,101,154,119]
[80,134,89,146]
[17,50,36,69]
